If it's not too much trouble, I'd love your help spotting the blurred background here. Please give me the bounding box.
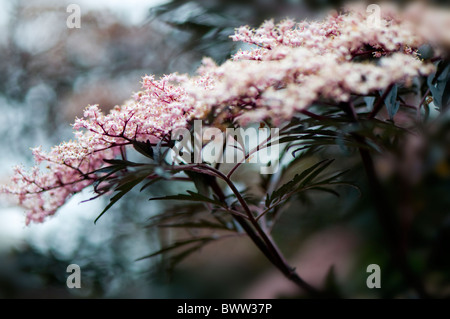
[0,0,449,298]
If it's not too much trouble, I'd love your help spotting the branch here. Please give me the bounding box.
[204,167,320,296]
[368,84,394,119]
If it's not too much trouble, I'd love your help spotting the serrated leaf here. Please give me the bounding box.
[92,166,123,190]
[89,165,124,175]
[266,159,333,207]
[94,190,127,224]
[308,186,340,197]
[167,243,206,271]
[135,237,215,261]
[383,84,400,120]
[184,171,210,197]
[300,159,334,187]
[140,177,162,192]
[103,159,144,167]
[149,190,225,207]
[94,174,148,224]
[146,204,206,226]
[132,140,154,159]
[157,220,231,230]
[119,166,155,185]
[314,169,350,184]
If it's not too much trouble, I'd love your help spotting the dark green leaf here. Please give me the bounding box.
[157,220,232,230]
[309,186,341,197]
[167,243,206,270]
[149,190,225,207]
[300,159,334,187]
[135,237,215,261]
[146,204,206,227]
[140,177,163,192]
[132,140,154,159]
[266,159,333,207]
[103,159,144,167]
[185,171,210,197]
[94,173,148,224]
[428,61,450,110]
[383,84,400,120]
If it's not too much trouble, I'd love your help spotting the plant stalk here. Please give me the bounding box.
[208,176,320,297]
[341,102,429,298]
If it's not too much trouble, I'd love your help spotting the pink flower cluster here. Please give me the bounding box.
[194,2,443,124]
[1,3,448,224]
[2,74,213,224]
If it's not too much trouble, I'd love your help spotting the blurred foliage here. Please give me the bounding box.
[150,0,321,63]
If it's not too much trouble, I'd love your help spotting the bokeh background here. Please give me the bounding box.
[0,0,449,298]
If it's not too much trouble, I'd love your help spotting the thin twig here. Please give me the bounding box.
[301,109,329,121]
[416,88,431,118]
[368,84,394,119]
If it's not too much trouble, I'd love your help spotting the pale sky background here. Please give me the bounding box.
[0,0,168,261]
[77,0,169,25]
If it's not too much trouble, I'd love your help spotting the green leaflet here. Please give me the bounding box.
[149,190,224,207]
